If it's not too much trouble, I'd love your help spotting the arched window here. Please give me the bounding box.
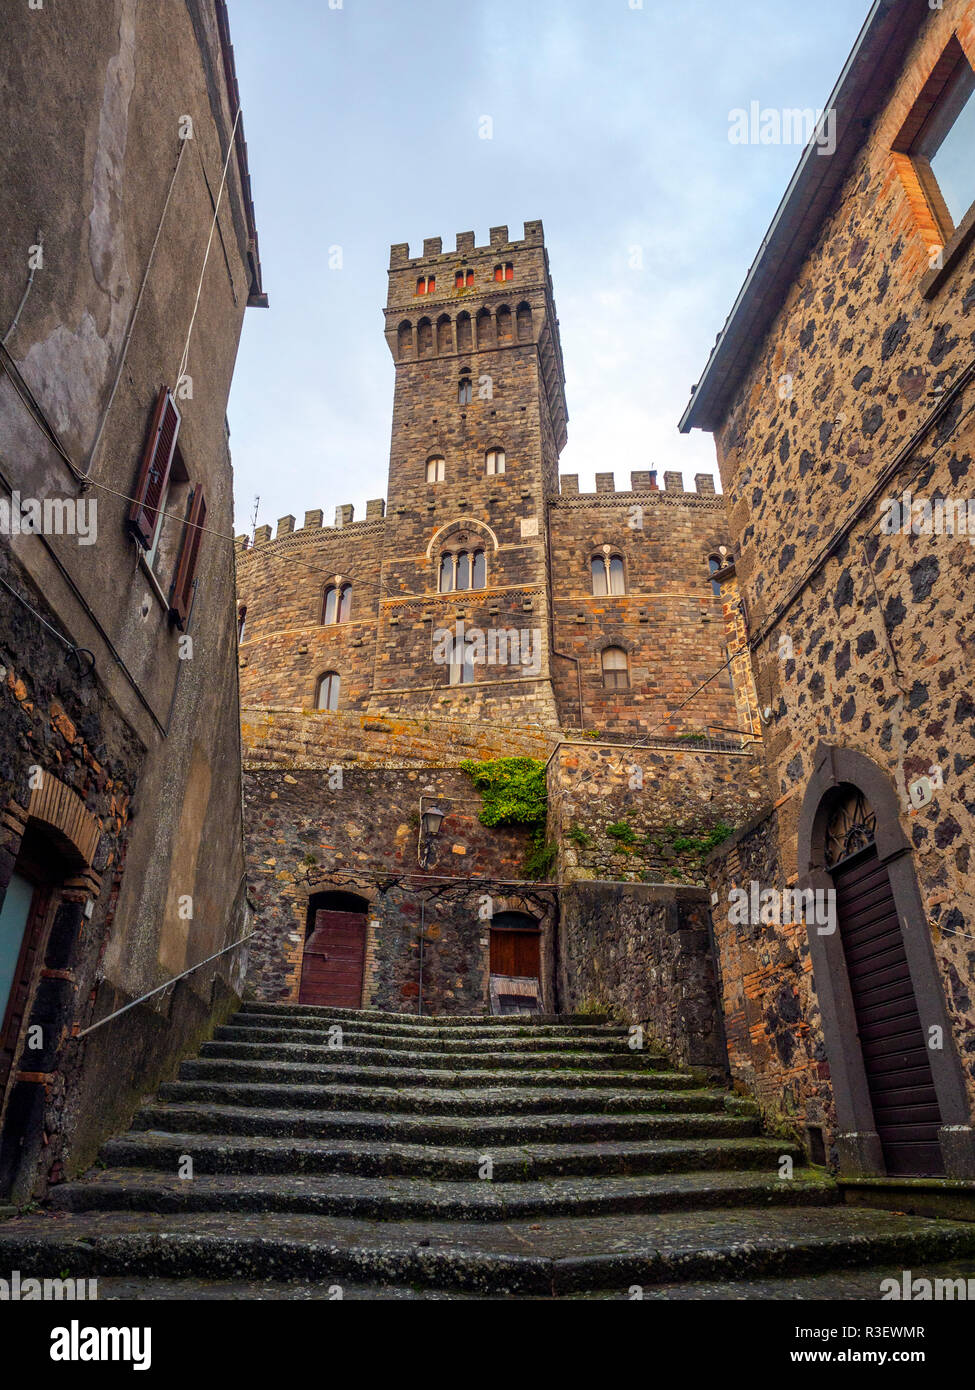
[494,262,514,282]
[436,315,452,354]
[496,305,513,343]
[449,632,475,685]
[315,671,340,711]
[476,308,494,348]
[426,455,445,483]
[591,553,625,596]
[456,312,472,352]
[458,374,473,405]
[417,317,433,356]
[237,604,247,643]
[708,554,722,597]
[485,448,505,475]
[516,302,532,341]
[397,320,413,357]
[322,583,352,624]
[439,546,486,592]
[601,647,629,690]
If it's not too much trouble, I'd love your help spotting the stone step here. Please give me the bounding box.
[235,1003,608,1027]
[197,1040,669,1071]
[49,1168,838,1221]
[216,1024,636,1054]
[99,1131,799,1180]
[178,1058,699,1091]
[156,1079,739,1117]
[3,1205,974,1294]
[229,1011,628,1041]
[128,1103,760,1145]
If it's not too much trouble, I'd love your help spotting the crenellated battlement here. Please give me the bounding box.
[389,221,545,269]
[555,470,719,500]
[235,499,386,553]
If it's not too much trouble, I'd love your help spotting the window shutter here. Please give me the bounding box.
[168,485,206,629]
[128,388,181,547]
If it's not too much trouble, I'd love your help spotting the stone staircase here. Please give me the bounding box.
[2,1003,975,1298]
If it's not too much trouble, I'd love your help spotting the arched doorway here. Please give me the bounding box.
[299,891,369,1008]
[798,744,975,1178]
[822,785,943,1175]
[489,911,541,1015]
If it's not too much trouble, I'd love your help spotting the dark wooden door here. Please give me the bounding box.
[298,910,366,1008]
[0,875,50,1100]
[490,928,540,978]
[833,846,944,1176]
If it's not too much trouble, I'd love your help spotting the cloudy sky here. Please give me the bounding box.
[226,0,868,535]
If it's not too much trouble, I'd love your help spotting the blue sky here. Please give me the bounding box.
[226,0,869,535]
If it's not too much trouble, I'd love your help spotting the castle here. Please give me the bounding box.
[234,222,764,1024]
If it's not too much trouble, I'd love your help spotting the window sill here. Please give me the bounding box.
[919,197,975,300]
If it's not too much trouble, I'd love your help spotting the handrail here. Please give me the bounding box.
[75,926,258,1040]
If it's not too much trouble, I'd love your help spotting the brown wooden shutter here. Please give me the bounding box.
[128,388,181,547]
[168,485,206,629]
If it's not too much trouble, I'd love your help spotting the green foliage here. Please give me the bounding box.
[676,731,709,744]
[568,823,593,847]
[606,820,638,845]
[460,756,552,877]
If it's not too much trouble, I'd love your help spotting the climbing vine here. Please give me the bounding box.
[459,756,554,877]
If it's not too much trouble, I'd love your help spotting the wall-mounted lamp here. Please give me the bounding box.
[418,804,446,867]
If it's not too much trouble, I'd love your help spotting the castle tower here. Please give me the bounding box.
[369,221,568,727]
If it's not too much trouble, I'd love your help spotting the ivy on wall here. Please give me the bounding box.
[459,757,555,878]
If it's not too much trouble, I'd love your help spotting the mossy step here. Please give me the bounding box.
[178,1058,698,1091]
[128,1103,759,1146]
[230,1013,627,1040]
[3,1205,973,1294]
[156,1079,730,1117]
[216,1025,635,1053]
[198,1041,669,1071]
[49,1168,838,1222]
[98,1131,799,1181]
[237,1004,607,1027]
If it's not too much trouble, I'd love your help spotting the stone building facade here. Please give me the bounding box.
[0,0,264,1199]
[236,223,763,1020]
[682,0,975,1179]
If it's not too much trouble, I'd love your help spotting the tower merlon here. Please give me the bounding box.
[388,220,546,268]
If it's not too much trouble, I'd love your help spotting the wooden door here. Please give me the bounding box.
[833,846,944,1176]
[0,874,50,1099]
[490,928,540,979]
[298,910,366,1008]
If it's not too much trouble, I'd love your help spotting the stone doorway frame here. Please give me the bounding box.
[797,743,975,1178]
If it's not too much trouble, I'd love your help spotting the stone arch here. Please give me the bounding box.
[24,776,102,870]
[397,320,413,358]
[516,301,533,341]
[495,304,513,344]
[796,743,975,1178]
[436,314,452,355]
[475,307,494,349]
[426,516,500,557]
[456,311,472,353]
[417,317,433,356]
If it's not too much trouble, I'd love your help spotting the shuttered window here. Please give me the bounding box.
[168,485,206,629]
[129,388,181,548]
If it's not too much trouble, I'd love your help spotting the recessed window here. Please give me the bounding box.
[708,555,722,597]
[486,448,505,475]
[449,633,475,685]
[439,547,486,592]
[426,455,445,483]
[237,605,247,643]
[416,275,436,295]
[454,268,474,289]
[315,671,340,711]
[894,37,975,242]
[591,553,625,596]
[322,582,352,624]
[601,647,629,690]
[458,375,473,405]
[494,262,514,282]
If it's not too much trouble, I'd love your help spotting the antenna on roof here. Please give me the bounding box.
[249,495,260,544]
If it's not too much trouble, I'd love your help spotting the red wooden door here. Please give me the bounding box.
[490,928,540,978]
[833,846,944,1176]
[299,910,366,1007]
